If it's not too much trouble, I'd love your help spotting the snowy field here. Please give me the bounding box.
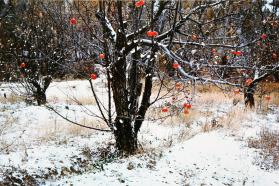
[0,80,279,186]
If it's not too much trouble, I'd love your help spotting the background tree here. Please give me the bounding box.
[0,0,19,81]
[1,0,68,105]
[237,0,279,107]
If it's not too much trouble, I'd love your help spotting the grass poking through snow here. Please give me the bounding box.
[248,129,279,170]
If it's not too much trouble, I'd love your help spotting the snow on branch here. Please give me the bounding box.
[126,1,169,41]
[0,0,11,18]
[252,64,279,84]
[140,39,240,86]
[96,12,117,42]
[171,39,259,49]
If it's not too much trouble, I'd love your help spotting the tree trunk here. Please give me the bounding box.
[108,19,138,153]
[30,76,51,106]
[273,72,279,82]
[35,90,47,106]
[113,118,138,154]
[244,85,255,108]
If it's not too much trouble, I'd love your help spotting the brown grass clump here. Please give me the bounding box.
[37,118,107,143]
[195,91,232,105]
[257,82,279,106]
[218,108,251,129]
[270,92,279,105]
[183,82,279,107]
[195,84,224,93]
[0,94,24,104]
[248,129,279,170]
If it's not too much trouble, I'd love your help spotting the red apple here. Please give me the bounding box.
[234,88,240,94]
[20,62,26,68]
[231,51,242,56]
[191,34,198,41]
[147,31,158,37]
[245,78,253,86]
[272,53,277,60]
[261,33,267,40]
[90,73,97,80]
[172,63,180,69]
[264,95,271,101]
[183,103,192,109]
[161,107,169,113]
[70,18,77,25]
[99,53,105,59]
[135,0,145,7]
[175,82,182,90]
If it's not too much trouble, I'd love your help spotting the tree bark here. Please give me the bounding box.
[30,76,52,106]
[244,85,255,108]
[113,117,138,154]
[35,90,47,106]
[244,73,274,108]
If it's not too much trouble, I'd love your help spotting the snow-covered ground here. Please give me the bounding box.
[0,80,279,186]
[52,131,279,186]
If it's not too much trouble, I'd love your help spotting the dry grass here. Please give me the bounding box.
[65,96,97,105]
[146,106,203,127]
[257,82,279,106]
[0,115,20,154]
[0,94,24,104]
[195,84,225,93]
[147,83,245,129]
[202,123,212,133]
[1,93,97,105]
[48,95,96,105]
[66,119,107,136]
[248,129,279,170]
[148,82,279,135]
[164,109,203,127]
[182,82,279,107]
[218,108,251,129]
[256,92,279,109]
[36,117,108,144]
[195,91,233,105]
[270,92,279,105]
[258,82,279,92]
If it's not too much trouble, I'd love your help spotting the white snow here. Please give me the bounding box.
[48,130,279,186]
[1,79,279,185]
[104,16,116,42]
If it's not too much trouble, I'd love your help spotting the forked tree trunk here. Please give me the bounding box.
[96,3,156,154]
[112,62,153,154]
[30,76,52,106]
[111,69,140,154]
[111,57,152,154]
